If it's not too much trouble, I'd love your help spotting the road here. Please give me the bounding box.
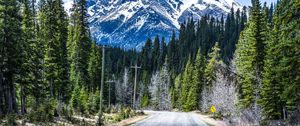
[131,111,208,126]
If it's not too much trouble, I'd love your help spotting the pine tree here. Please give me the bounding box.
[158,37,167,69]
[235,0,267,108]
[69,0,91,90]
[186,82,198,111]
[205,43,220,87]
[172,74,182,109]
[258,2,281,120]
[43,0,59,98]
[34,0,47,105]
[167,31,176,71]
[259,22,282,120]
[88,40,101,92]
[141,38,152,72]
[42,0,69,101]
[235,28,256,108]
[180,57,193,111]
[277,0,300,115]
[55,0,70,104]
[152,35,160,70]
[19,0,36,114]
[0,0,22,114]
[192,49,206,109]
[260,0,300,120]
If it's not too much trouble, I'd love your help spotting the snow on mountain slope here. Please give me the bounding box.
[63,0,243,49]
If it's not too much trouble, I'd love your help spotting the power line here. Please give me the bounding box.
[106,77,115,109]
[100,45,105,115]
[130,63,141,110]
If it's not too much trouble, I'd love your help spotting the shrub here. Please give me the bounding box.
[96,113,104,126]
[3,114,17,126]
[27,99,57,123]
[113,107,139,122]
[110,105,118,113]
[87,91,100,115]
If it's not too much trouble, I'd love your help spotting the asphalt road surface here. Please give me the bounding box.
[131,111,208,126]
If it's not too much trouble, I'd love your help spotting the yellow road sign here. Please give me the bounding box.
[210,106,216,113]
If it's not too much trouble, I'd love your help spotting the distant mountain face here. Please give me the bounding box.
[64,0,243,49]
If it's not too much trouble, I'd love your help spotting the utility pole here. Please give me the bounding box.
[106,79,114,109]
[100,46,105,115]
[131,63,141,110]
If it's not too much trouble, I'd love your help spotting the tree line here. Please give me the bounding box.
[236,0,300,123]
[0,0,299,125]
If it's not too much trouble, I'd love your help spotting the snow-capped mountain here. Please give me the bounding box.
[64,0,243,49]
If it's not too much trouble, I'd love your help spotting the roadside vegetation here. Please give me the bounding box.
[0,0,299,125]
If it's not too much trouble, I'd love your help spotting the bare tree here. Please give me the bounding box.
[149,61,171,110]
[115,68,132,107]
[159,61,171,110]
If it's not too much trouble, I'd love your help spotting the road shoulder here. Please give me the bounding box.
[195,113,226,126]
[108,115,148,126]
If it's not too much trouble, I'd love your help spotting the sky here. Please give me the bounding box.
[237,0,278,6]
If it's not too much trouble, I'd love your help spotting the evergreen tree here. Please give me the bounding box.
[172,74,182,109]
[88,40,101,92]
[34,0,47,105]
[42,0,69,101]
[260,0,300,120]
[204,43,220,87]
[19,0,36,114]
[0,0,22,114]
[55,0,70,103]
[69,0,91,90]
[167,31,176,71]
[141,38,152,72]
[158,37,167,69]
[259,20,282,120]
[235,28,257,108]
[180,57,193,111]
[192,49,206,109]
[152,35,160,70]
[186,82,198,111]
[276,0,300,115]
[235,0,267,108]
[43,0,60,98]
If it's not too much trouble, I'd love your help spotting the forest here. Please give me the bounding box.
[0,0,299,125]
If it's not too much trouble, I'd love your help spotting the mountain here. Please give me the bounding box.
[64,0,243,49]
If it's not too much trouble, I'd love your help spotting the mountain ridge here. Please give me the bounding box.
[64,0,243,49]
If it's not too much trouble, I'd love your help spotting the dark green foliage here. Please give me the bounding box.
[69,0,91,90]
[236,28,257,108]
[235,0,268,108]
[141,38,152,72]
[192,49,206,109]
[152,35,160,70]
[140,94,149,108]
[19,0,36,114]
[180,57,194,111]
[87,90,100,114]
[172,74,183,109]
[0,0,22,114]
[3,114,17,126]
[27,99,58,123]
[88,40,102,92]
[2,0,299,124]
[204,43,221,87]
[259,0,300,121]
